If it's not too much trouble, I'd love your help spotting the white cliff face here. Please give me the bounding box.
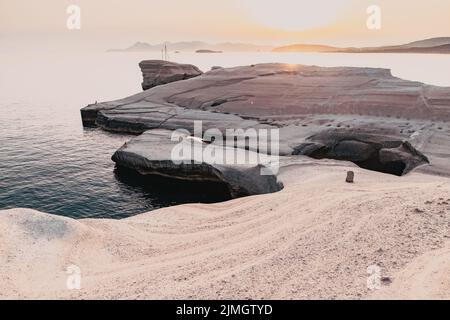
[139,60,202,90]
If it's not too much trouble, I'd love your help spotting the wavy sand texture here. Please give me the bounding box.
[1,163,448,299]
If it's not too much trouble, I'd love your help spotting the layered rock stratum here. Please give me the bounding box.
[81,62,450,179]
[111,129,282,198]
[139,60,202,91]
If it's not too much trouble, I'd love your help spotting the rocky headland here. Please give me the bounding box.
[81,61,450,184]
[1,60,448,299]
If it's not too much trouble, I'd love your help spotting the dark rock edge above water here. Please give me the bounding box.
[81,61,450,199]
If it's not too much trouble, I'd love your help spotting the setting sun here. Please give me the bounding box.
[241,0,352,31]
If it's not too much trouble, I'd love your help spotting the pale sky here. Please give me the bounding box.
[1,0,449,49]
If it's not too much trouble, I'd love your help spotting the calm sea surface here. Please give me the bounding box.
[1,51,449,218]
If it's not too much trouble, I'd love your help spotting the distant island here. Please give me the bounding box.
[273,37,450,54]
[109,41,273,53]
[273,44,339,53]
[196,49,223,53]
[109,38,450,54]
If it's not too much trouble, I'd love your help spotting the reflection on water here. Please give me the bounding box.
[0,51,449,219]
[113,167,232,218]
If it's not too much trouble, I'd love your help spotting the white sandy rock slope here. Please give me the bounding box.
[1,160,449,299]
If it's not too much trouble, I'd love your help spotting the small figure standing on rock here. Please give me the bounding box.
[346,171,355,183]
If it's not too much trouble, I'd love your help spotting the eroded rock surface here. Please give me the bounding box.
[81,63,450,178]
[139,60,202,91]
[292,130,429,176]
[112,130,283,198]
[82,63,450,126]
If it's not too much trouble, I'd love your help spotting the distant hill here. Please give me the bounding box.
[342,43,450,54]
[272,37,450,54]
[272,44,338,53]
[109,41,273,53]
[402,37,450,48]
